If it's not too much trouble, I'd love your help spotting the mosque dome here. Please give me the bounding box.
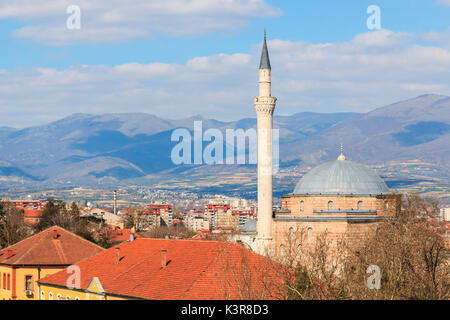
[293,153,390,196]
[240,219,256,233]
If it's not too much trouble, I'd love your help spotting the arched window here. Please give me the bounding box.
[57,294,62,300]
[328,201,333,210]
[49,292,53,300]
[66,295,71,300]
[307,227,313,239]
[75,296,80,300]
[357,201,363,210]
[384,201,389,210]
[40,291,45,300]
[300,201,304,212]
[288,227,294,242]
[280,245,285,257]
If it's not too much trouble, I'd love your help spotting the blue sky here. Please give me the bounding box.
[0,0,449,127]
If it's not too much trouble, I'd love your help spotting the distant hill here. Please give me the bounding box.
[0,94,448,190]
[281,94,450,168]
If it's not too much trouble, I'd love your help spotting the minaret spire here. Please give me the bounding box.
[259,29,271,70]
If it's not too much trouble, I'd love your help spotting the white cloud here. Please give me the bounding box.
[436,0,450,6]
[0,0,282,45]
[0,30,450,127]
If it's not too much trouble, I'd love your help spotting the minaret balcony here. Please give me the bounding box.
[254,96,277,104]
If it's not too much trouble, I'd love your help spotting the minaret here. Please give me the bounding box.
[254,29,277,254]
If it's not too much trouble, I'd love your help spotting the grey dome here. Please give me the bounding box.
[293,159,390,195]
[240,219,256,233]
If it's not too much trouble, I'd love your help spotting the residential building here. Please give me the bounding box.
[148,203,173,226]
[0,226,104,300]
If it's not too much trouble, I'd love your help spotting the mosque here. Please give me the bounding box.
[238,31,402,256]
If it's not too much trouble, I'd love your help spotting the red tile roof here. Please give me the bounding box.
[107,228,141,242]
[39,239,284,300]
[23,208,43,218]
[0,226,104,266]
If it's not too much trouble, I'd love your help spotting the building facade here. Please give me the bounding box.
[0,226,104,300]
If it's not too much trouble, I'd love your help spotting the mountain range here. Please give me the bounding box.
[0,94,449,194]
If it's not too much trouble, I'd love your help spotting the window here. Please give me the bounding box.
[279,245,285,257]
[57,294,62,300]
[384,201,389,210]
[66,295,71,300]
[40,291,45,300]
[300,201,304,212]
[2,273,5,289]
[328,201,333,210]
[307,227,313,239]
[288,227,294,242]
[49,292,53,300]
[7,274,10,290]
[75,296,80,300]
[357,201,363,210]
[25,275,33,291]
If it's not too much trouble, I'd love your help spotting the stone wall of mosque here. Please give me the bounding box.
[271,193,402,260]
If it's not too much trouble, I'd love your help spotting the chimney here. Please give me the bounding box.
[114,247,120,264]
[161,249,167,269]
[7,250,12,258]
[53,229,58,239]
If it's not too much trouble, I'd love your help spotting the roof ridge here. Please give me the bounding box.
[51,225,104,250]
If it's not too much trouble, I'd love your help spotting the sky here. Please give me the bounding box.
[0,0,449,128]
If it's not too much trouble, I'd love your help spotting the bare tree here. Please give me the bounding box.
[0,201,31,247]
[218,242,287,300]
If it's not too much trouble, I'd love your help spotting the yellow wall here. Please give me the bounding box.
[0,265,12,300]
[38,283,127,300]
[15,267,64,300]
[0,265,64,300]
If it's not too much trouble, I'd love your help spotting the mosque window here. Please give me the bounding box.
[300,201,304,211]
[328,201,333,210]
[280,245,285,257]
[307,227,313,239]
[289,227,294,242]
[357,201,363,210]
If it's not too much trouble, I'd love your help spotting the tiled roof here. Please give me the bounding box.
[107,228,141,242]
[0,226,104,266]
[23,208,43,218]
[39,239,284,300]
